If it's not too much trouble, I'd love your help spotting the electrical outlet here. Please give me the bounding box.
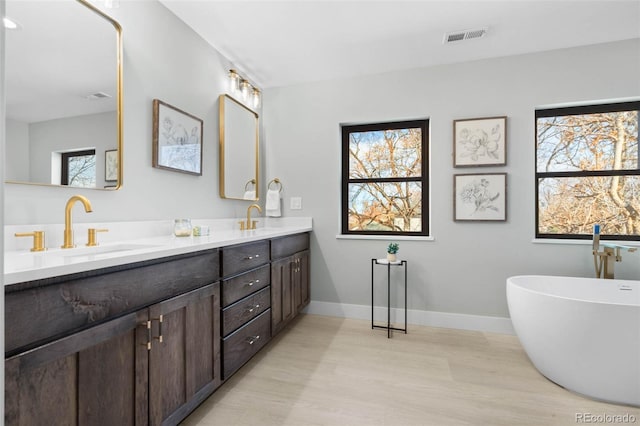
[290,197,302,210]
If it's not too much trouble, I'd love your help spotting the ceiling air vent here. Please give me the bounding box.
[443,27,488,44]
[85,92,112,100]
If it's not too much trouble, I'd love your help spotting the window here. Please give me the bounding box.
[535,101,640,240]
[61,149,96,188]
[341,119,429,236]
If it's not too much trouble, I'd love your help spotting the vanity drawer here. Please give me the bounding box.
[271,233,309,260]
[223,309,271,379]
[221,264,270,307]
[221,240,270,277]
[222,286,271,336]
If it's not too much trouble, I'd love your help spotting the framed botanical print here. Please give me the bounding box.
[454,173,507,221]
[453,116,507,167]
[152,99,203,175]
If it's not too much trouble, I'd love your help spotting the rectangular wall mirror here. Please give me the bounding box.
[219,94,259,200]
[4,0,123,190]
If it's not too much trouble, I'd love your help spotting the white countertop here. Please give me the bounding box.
[4,217,312,286]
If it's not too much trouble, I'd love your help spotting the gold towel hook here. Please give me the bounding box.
[268,178,283,193]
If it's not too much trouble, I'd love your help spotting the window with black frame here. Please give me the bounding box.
[61,149,96,188]
[341,119,429,236]
[535,101,640,241]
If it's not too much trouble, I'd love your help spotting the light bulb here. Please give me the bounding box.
[252,88,261,109]
[228,69,240,94]
[240,80,251,103]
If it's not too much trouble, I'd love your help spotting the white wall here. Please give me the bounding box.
[4,0,257,225]
[5,118,29,182]
[263,39,640,318]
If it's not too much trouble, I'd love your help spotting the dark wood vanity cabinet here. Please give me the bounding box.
[5,250,222,426]
[271,233,310,335]
[5,232,311,425]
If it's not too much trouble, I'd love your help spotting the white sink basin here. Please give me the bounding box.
[5,243,163,280]
[59,243,160,258]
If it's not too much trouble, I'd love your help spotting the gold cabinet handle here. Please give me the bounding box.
[15,231,46,252]
[87,228,108,246]
[153,314,164,343]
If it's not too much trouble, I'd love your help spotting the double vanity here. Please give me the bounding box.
[4,218,312,425]
[4,0,296,423]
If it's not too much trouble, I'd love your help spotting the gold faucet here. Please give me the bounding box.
[241,203,262,230]
[62,195,93,248]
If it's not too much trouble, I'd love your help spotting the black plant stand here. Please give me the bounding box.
[371,258,407,338]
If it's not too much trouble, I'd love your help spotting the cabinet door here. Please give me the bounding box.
[271,256,295,335]
[5,311,148,426]
[148,282,221,426]
[296,250,310,312]
[293,255,302,313]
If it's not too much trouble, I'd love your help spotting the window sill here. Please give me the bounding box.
[336,234,435,242]
[532,238,640,247]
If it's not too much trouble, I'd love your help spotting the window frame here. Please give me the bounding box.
[341,119,429,237]
[535,101,640,241]
[61,149,97,187]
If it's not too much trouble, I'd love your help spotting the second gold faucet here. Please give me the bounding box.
[62,195,93,248]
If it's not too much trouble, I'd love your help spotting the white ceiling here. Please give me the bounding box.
[160,0,640,89]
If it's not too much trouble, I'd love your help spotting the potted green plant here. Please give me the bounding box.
[387,242,399,262]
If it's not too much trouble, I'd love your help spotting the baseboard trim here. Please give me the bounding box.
[303,301,514,335]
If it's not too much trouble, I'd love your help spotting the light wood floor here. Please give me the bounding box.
[181,314,640,426]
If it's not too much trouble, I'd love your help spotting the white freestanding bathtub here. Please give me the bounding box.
[507,275,640,407]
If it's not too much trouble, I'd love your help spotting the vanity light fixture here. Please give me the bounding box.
[227,69,261,110]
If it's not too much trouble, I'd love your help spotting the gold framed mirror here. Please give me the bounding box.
[219,94,259,200]
[4,0,123,190]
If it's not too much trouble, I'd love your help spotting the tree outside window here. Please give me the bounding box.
[341,120,429,236]
[62,149,96,188]
[535,101,639,240]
